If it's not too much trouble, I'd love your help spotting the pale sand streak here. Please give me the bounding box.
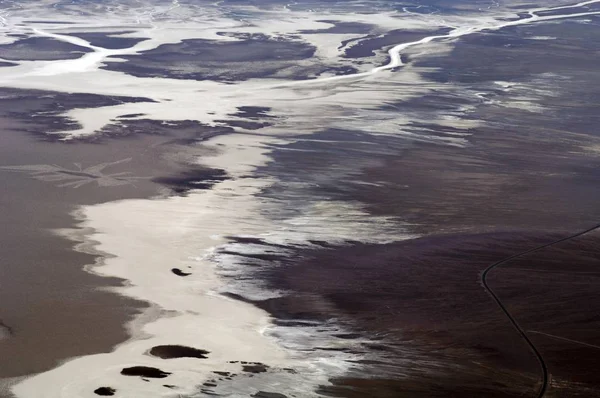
[2,1,600,397]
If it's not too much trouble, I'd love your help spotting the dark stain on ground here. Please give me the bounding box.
[120,366,171,378]
[251,230,600,397]
[100,34,317,81]
[242,363,269,373]
[299,20,374,35]
[230,106,276,119]
[0,87,154,142]
[0,37,92,61]
[97,119,217,141]
[214,119,273,130]
[115,113,147,119]
[150,345,210,359]
[69,31,146,50]
[93,387,116,396]
[153,168,228,195]
[171,268,192,277]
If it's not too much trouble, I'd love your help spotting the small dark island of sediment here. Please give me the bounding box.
[242,363,269,374]
[171,268,192,277]
[252,392,288,398]
[120,366,171,378]
[149,345,210,359]
[93,387,116,396]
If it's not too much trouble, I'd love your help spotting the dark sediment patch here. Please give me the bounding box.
[242,363,269,373]
[149,345,210,359]
[69,31,145,49]
[100,34,329,81]
[0,37,92,61]
[154,168,228,195]
[93,387,116,396]
[171,268,192,277]
[121,366,171,378]
[229,106,276,120]
[96,119,227,142]
[416,21,600,84]
[0,61,17,67]
[220,292,260,306]
[215,119,273,130]
[254,128,410,223]
[324,65,359,76]
[350,118,600,234]
[298,20,374,34]
[0,85,232,165]
[225,236,291,250]
[334,333,362,339]
[0,87,154,142]
[115,113,146,119]
[252,392,288,398]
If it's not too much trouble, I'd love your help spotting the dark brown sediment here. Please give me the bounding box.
[254,230,600,397]
[93,387,116,396]
[0,37,93,61]
[120,366,171,378]
[68,31,145,50]
[149,345,210,359]
[99,34,319,82]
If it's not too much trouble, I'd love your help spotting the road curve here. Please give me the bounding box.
[480,223,600,398]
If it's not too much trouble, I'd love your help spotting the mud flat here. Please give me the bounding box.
[2,0,600,397]
[0,90,229,394]
[248,229,600,397]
